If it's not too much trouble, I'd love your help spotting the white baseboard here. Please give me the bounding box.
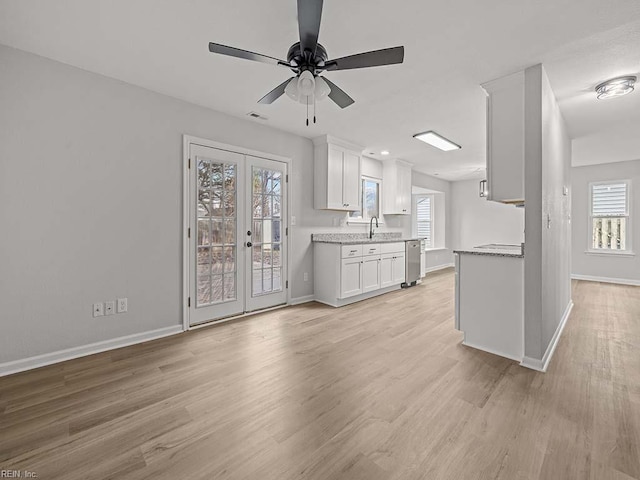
[425,263,455,274]
[571,274,640,287]
[0,325,183,378]
[461,340,523,363]
[290,294,315,306]
[520,300,574,373]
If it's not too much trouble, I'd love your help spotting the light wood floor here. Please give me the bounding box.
[1,269,639,480]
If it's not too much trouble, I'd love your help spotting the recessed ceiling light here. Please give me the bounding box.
[413,131,461,151]
[380,150,390,155]
[596,76,636,99]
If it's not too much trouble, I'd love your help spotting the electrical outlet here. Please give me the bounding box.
[303,272,308,282]
[105,301,115,316]
[93,303,104,317]
[117,297,128,313]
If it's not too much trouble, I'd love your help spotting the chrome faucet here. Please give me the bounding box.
[369,216,379,239]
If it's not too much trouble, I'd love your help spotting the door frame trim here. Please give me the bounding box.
[182,135,292,331]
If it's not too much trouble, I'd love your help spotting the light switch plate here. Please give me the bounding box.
[291,216,296,226]
[105,301,115,316]
[93,303,104,317]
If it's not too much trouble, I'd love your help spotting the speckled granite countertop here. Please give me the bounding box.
[454,245,524,258]
[312,233,419,245]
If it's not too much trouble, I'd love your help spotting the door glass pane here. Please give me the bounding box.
[251,166,284,297]
[211,246,223,274]
[272,244,281,267]
[196,158,237,307]
[197,247,211,276]
[223,274,236,301]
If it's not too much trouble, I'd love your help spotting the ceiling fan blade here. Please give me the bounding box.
[297,0,323,55]
[209,42,288,67]
[322,77,355,109]
[257,78,295,104]
[324,46,404,71]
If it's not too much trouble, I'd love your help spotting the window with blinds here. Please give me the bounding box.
[590,181,630,251]
[416,196,433,247]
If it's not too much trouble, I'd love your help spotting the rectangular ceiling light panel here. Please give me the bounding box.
[413,131,461,151]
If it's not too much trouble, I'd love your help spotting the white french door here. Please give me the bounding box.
[245,156,288,312]
[188,143,287,326]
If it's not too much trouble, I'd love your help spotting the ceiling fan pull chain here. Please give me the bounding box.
[313,96,317,124]
[306,96,309,126]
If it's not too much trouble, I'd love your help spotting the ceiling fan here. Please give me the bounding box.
[208,0,405,125]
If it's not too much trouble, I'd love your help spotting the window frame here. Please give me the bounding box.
[587,179,633,255]
[415,194,434,248]
[348,176,383,224]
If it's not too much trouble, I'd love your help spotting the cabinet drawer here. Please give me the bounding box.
[341,244,363,258]
[381,242,405,254]
[362,244,381,256]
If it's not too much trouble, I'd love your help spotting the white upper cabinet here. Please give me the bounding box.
[313,135,363,211]
[382,159,413,215]
[482,71,525,204]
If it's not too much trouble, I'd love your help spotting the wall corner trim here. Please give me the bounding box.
[571,274,640,287]
[425,263,455,274]
[290,295,316,306]
[520,300,573,372]
[0,325,183,378]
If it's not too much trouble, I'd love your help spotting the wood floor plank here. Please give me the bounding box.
[1,271,639,479]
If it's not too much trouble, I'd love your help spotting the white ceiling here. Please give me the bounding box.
[1,0,640,180]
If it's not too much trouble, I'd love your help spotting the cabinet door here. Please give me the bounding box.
[327,145,345,210]
[342,150,361,210]
[392,254,406,284]
[340,257,363,298]
[362,255,381,293]
[398,165,412,214]
[380,255,394,288]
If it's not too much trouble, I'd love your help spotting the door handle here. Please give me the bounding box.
[246,242,253,247]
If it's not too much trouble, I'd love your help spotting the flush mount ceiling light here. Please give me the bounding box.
[595,76,636,99]
[380,150,390,155]
[413,131,461,151]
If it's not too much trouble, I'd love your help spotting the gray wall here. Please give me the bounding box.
[571,159,640,283]
[412,171,454,268]
[451,179,525,250]
[523,64,572,362]
[0,45,333,363]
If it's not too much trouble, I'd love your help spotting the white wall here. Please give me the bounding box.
[523,64,572,365]
[571,159,640,284]
[0,44,340,365]
[412,171,454,269]
[450,179,524,249]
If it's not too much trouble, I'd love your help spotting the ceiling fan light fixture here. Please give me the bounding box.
[413,131,461,151]
[297,70,315,97]
[284,77,300,101]
[595,76,636,99]
[314,76,331,101]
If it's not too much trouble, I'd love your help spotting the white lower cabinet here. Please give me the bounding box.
[314,242,406,307]
[362,255,381,293]
[340,257,363,298]
[393,254,406,284]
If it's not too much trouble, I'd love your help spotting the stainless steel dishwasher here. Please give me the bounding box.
[403,240,421,288]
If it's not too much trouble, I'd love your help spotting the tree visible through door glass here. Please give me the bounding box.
[196,158,237,307]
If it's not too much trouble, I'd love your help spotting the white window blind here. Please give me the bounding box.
[416,196,432,244]
[592,183,628,216]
